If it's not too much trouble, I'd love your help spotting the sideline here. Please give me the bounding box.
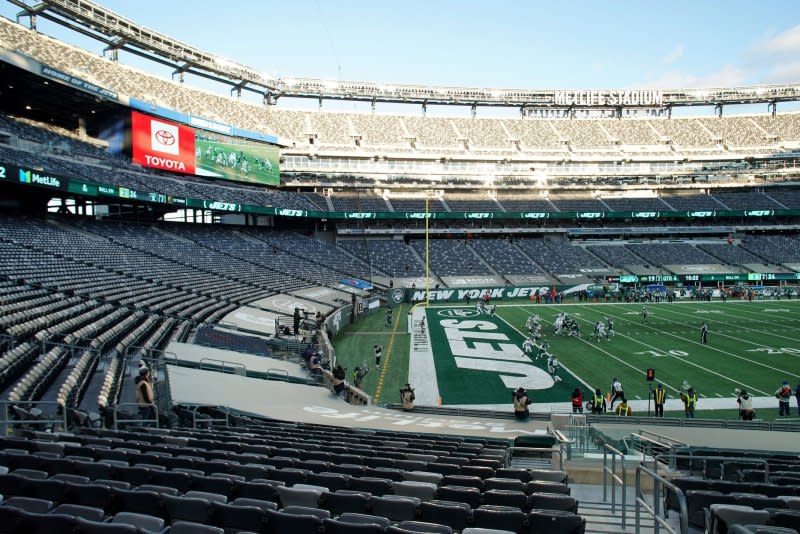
[373,304,404,403]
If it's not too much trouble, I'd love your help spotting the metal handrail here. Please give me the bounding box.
[112,402,158,429]
[640,429,687,448]
[506,446,565,471]
[0,400,68,435]
[548,425,575,462]
[629,433,677,470]
[186,404,230,429]
[603,442,628,529]
[266,368,290,381]
[660,451,770,481]
[635,464,689,534]
[199,357,247,375]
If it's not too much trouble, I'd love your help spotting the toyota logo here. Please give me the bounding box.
[154,129,175,146]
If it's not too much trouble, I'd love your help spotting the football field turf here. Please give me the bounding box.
[334,299,800,413]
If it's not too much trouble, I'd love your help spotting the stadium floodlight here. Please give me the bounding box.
[324,80,339,90]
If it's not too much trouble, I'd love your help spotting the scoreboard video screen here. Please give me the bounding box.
[130,111,280,186]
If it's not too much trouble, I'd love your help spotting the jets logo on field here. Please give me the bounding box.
[437,309,480,318]
[390,289,405,305]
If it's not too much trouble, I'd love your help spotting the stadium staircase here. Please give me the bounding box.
[578,498,656,534]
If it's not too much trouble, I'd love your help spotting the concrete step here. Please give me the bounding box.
[580,500,655,534]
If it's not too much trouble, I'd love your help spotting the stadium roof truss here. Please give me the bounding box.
[9,0,800,111]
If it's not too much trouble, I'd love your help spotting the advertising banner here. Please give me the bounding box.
[131,111,196,174]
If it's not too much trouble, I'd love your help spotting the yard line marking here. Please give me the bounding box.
[573,306,770,396]
[515,306,682,394]
[656,305,800,351]
[620,305,800,375]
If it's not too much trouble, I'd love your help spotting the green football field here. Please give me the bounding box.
[196,138,279,185]
[333,299,800,415]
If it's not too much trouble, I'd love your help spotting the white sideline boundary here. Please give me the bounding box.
[407,306,441,406]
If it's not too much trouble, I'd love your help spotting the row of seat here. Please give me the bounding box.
[0,481,584,534]
[0,474,581,531]
[706,503,800,534]
[0,456,573,513]
[67,430,507,473]
[1,438,505,482]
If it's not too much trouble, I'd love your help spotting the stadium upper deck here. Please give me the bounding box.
[2,11,800,187]
[9,0,800,110]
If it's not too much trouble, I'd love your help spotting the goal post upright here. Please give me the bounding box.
[425,190,430,309]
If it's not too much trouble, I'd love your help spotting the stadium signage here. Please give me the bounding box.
[405,212,433,219]
[344,212,376,219]
[402,286,550,303]
[633,211,659,218]
[203,201,240,212]
[464,212,493,219]
[276,208,308,217]
[18,168,60,188]
[745,210,774,216]
[521,212,549,219]
[554,90,663,107]
[40,65,119,101]
[189,116,232,135]
[688,211,715,217]
[67,181,97,196]
[118,187,138,200]
[131,112,197,175]
[577,212,604,219]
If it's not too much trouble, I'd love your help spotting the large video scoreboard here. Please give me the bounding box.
[130,111,280,186]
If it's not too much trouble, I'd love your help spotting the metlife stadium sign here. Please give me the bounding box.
[554,90,663,107]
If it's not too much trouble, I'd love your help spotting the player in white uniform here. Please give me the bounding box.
[554,313,565,335]
[522,337,535,355]
[594,320,606,341]
[547,354,562,382]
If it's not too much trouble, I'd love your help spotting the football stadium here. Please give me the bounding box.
[0,1,798,533]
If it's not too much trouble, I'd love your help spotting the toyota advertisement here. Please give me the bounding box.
[130,111,280,186]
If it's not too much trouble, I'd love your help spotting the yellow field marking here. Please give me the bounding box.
[373,304,404,403]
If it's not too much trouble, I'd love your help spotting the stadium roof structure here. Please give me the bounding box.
[10,0,800,110]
